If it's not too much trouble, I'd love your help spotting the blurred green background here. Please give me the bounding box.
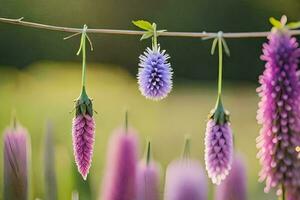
[1,0,300,199]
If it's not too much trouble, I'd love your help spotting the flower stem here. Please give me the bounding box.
[152,23,158,51]
[217,36,223,97]
[77,25,88,93]
[182,135,191,159]
[146,140,151,165]
[125,110,128,134]
[281,184,285,200]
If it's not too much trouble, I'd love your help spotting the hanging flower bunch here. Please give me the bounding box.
[133,20,173,100]
[204,32,234,185]
[70,25,96,180]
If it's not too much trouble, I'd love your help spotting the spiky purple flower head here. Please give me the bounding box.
[101,128,138,200]
[3,123,30,200]
[205,110,233,185]
[164,138,208,200]
[138,46,173,100]
[136,141,160,200]
[256,18,300,194]
[215,154,247,200]
[72,87,95,180]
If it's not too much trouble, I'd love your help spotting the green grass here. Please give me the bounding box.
[0,62,275,199]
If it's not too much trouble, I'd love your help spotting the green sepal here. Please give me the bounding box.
[209,96,230,125]
[75,87,94,117]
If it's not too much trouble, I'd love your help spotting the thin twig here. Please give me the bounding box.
[1,17,300,38]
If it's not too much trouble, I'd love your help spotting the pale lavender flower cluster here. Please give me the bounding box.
[72,114,95,180]
[205,119,233,185]
[101,128,138,200]
[136,158,160,200]
[164,159,207,200]
[215,154,247,200]
[3,125,30,200]
[257,28,300,194]
[138,47,173,100]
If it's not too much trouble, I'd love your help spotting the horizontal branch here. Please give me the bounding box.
[1,17,300,38]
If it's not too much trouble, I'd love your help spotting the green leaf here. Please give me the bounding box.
[287,21,300,29]
[132,20,153,31]
[269,17,283,29]
[140,31,153,40]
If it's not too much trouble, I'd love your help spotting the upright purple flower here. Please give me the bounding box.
[138,47,173,100]
[205,118,233,185]
[164,138,207,200]
[136,141,160,200]
[215,154,247,200]
[3,124,30,200]
[101,128,138,200]
[257,20,300,194]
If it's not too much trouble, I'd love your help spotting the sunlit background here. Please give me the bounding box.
[1,0,300,199]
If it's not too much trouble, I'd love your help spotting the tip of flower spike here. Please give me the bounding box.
[145,140,152,165]
[182,135,191,159]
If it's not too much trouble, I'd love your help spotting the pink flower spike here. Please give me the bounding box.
[3,123,30,200]
[215,154,247,200]
[136,141,160,200]
[164,137,208,200]
[72,114,95,180]
[101,127,139,200]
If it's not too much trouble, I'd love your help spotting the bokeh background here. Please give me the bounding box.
[1,0,300,199]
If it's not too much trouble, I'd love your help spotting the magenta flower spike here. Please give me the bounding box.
[204,32,233,185]
[136,141,160,200]
[215,154,247,200]
[257,16,300,195]
[3,122,30,200]
[164,137,207,200]
[71,25,96,180]
[101,115,138,200]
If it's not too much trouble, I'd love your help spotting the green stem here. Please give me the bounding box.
[77,25,88,92]
[152,23,158,51]
[125,110,128,134]
[182,136,191,159]
[281,184,285,200]
[217,36,223,97]
[146,141,151,165]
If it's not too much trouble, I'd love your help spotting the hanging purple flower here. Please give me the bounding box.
[205,117,233,185]
[204,32,233,185]
[3,124,30,200]
[70,25,96,180]
[136,142,160,200]
[138,47,173,100]
[256,23,300,194]
[101,128,138,200]
[215,154,247,200]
